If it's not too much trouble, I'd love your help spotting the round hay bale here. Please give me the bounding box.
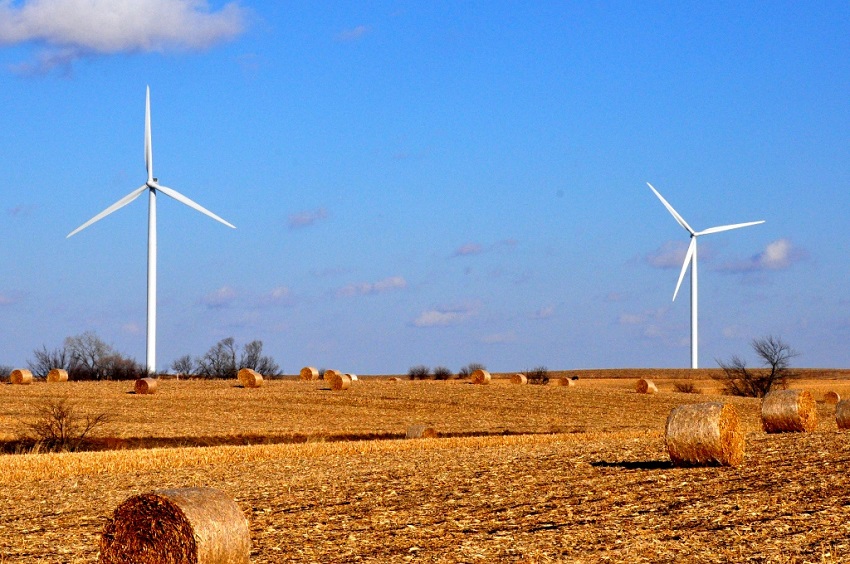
[47,368,69,383]
[299,366,319,381]
[665,402,745,467]
[387,377,401,382]
[134,378,157,395]
[510,373,527,385]
[824,391,841,405]
[346,373,358,381]
[471,369,491,385]
[98,487,250,564]
[551,377,575,387]
[636,379,658,394]
[328,372,352,391]
[323,369,339,381]
[10,369,33,385]
[237,368,264,388]
[761,389,817,433]
[406,425,439,439]
[836,399,850,430]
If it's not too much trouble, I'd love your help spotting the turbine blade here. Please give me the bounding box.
[647,182,695,235]
[153,183,236,229]
[696,220,765,236]
[673,238,696,301]
[145,86,153,181]
[67,185,148,238]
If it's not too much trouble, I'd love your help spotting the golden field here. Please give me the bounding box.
[2,372,850,562]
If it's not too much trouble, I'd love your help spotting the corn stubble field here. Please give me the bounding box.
[3,372,850,562]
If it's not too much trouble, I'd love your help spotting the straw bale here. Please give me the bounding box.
[471,369,491,385]
[47,368,69,383]
[134,378,157,395]
[761,389,817,433]
[346,374,358,381]
[98,487,250,564]
[665,402,745,467]
[636,379,658,394]
[836,399,850,430]
[510,373,527,385]
[237,368,264,388]
[323,369,340,381]
[387,377,401,382]
[823,391,841,405]
[328,372,352,391]
[551,377,575,387]
[406,425,439,439]
[9,369,33,385]
[299,366,319,381]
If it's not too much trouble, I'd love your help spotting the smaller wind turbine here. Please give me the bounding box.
[647,182,764,369]
[68,86,235,374]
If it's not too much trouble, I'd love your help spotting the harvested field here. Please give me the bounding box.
[2,376,850,562]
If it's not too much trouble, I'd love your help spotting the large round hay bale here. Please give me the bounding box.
[551,377,575,387]
[511,373,527,385]
[636,379,658,394]
[665,402,745,467]
[323,369,339,381]
[406,425,439,439]
[761,389,817,433]
[47,368,69,383]
[345,373,358,381]
[98,487,250,564]
[328,372,352,391]
[824,391,841,405]
[134,378,157,395]
[299,366,319,381]
[237,368,264,388]
[836,399,850,430]
[10,369,33,385]
[471,369,491,385]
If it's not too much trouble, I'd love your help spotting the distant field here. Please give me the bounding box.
[2,373,850,562]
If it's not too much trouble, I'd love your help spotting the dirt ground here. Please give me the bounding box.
[2,377,849,562]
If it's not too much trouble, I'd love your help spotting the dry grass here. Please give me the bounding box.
[2,375,850,562]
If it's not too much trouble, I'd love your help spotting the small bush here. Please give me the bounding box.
[526,366,550,385]
[24,398,110,452]
[318,368,326,380]
[458,363,486,380]
[433,366,454,380]
[0,364,13,382]
[408,365,431,380]
[673,381,701,394]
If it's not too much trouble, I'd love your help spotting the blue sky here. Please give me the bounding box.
[1,1,848,374]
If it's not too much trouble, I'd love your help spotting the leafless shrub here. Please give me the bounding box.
[24,398,110,452]
[433,366,454,380]
[674,381,702,394]
[715,336,800,398]
[458,363,486,380]
[408,365,431,380]
[526,366,550,385]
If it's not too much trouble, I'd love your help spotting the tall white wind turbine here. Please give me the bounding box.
[68,86,235,374]
[647,182,763,369]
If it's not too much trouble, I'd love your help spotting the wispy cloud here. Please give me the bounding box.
[452,239,517,258]
[719,239,804,273]
[645,240,688,269]
[200,285,237,309]
[338,276,406,297]
[335,24,370,42]
[287,207,328,229]
[412,304,478,328]
[257,286,293,306]
[0,0,248,75]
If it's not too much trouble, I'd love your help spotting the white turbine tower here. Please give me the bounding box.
[68,86,235,374]
[647,182,763,369]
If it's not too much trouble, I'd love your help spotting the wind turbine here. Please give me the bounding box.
[647,182,763,369]
[68,86,235,374]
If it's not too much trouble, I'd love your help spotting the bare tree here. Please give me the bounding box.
[170,354,196,377]
[28,332,144,380]
[239,340,280,375]
[24,398,110,452]
[196,337,238,379]
[715,336,800,397]
[28,346,71,378]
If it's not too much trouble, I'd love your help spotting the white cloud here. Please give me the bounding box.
[719,238,804,273]
[287,208,328,229]
[337,276,407,297]
[200,285,237,308]
[0,0,247,74]
[257,286,293,306]
[452,239,517,258]
[335,24,371,42]
[121,322,142,334]
[412,304,478,328]
[645,240,688,269]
